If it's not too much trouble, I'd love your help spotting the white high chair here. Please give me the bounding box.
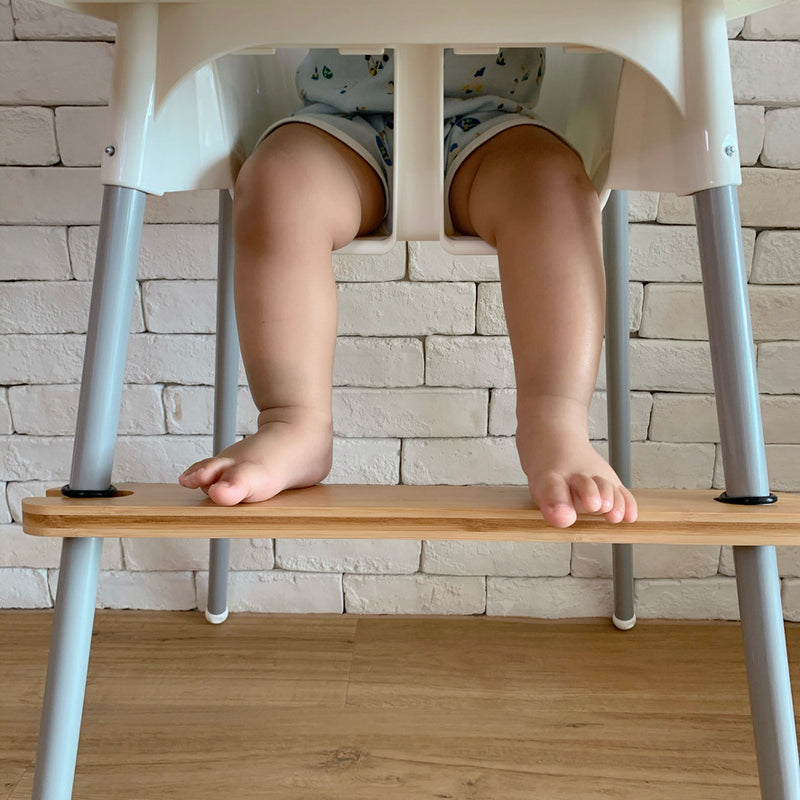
[22,1,800,798]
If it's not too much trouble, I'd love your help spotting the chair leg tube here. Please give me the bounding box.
[206,190,240,624]
[33,538,103,800]
[694,185,800,800]
[66,186,147,492]
[32,184,145,798]
[602,190,636,631]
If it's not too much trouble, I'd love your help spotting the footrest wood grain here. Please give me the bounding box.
[21,483,800,544]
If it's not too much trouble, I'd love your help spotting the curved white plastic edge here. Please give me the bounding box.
[613,614,637,631]
[205,608,230,625]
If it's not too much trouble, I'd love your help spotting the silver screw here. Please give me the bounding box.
[105,145,116,156]
[724,144,736,157]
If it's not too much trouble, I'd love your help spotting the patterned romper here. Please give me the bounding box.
[259,48,563,227]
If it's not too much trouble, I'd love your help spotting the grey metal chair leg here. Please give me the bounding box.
[603,190,636,631]
[206,190,240,624]
[33,185,146,800]
[694,185,800,800]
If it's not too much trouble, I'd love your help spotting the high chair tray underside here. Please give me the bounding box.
[21,484,800,544]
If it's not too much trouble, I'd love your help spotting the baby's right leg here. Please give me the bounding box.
[179,123,386,504]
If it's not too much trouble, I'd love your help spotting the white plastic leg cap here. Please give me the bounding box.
[612,613,637,631]
[205,607,229,625]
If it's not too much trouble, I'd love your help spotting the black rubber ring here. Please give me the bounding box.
[61,484,119,498]
[715,492,778,505]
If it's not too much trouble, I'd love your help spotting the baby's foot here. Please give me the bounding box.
[178,408,333,505]
[516,399,638,529]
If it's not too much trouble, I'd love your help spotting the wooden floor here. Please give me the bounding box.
[4,612,800,799]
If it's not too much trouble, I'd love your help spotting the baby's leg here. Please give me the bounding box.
[449,125,637,528]
[180,123,385,504]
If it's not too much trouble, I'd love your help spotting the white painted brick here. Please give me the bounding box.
[124,537,273,571]
[9,384,165,435]
[6,479,58,521]
[0,107,58,165]
[750,286,800,340]
[0,515,122,568]
[476,283,504,335]
[422,540,570,577]
[0,334,85,384]
[333,387,487,437]
[0,483,9,524]
[0,435,72,480]
[488,388,652,441]
[0,523,60,567]
[338,282,475,336]
[275,539,420,573]
[628,224,755,282]
[751,231,800,283]
[333,242,405,281]
[113,435,211,483]
[0,567,51,607]
[402,437,525,485]
[627,191,659,221]
[425,336,514,388]
[635,578,739,620]
[54,105,108,166]
[739,169,800,227]
[759,342,800,393]
[408,240,499,281]
[630,340,713,392]
[766,445,800,491]
[334,337,423,387]
[743,1,800,40]
[728,17,745,38]
[0,0,12,39]
[763,107,800,168]
[631,441,716,488]
[730,41,800,105]
[327,437,400,484]
[734,104,765,165]
[125,334,220,385]
[639,284,707,340]
[344,574,485,614]
[650,393,718,442]
[143,191,219,224]
[0,390,11,434]
[196,570,343,614]
[0,281,144,334]
[487,576,612,618]
[762,396,800,443]
[141,280,216,333]
[11,0,116,40]
[0,166,102,224]
[719,546,735,576]
[571,543,720,579]
[0,226,70,280]
[164,385,257,436]
[658,169,800,226]
[70,223,219,281]
[777,548,800,578]
[784,579,800,621]
[0,167,102,225]
[95,571,196,610]
[0,41,113,104]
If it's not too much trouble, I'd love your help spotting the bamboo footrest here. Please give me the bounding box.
[21,483,800,545]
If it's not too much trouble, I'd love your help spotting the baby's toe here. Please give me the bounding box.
[179,457,229,490]
[568,474,603,514]
[207,462,282,506]
[531,473,577,529]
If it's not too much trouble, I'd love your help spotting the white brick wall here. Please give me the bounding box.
[2,4,798,620]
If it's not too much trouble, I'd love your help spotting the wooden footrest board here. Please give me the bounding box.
[21,483,800,544]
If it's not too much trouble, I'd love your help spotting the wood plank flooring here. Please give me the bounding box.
[4,611,800,799]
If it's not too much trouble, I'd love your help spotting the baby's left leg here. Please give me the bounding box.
[449,125,638,528]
